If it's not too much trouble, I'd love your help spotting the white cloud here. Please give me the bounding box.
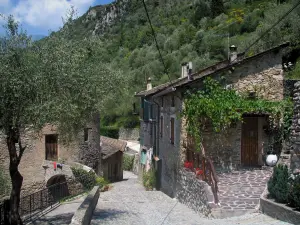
[4,0,96,31]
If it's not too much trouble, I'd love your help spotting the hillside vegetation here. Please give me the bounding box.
[62,0,300,121]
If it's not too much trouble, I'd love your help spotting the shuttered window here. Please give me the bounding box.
[170,118,175,145]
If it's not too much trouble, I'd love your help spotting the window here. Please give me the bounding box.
[141,98,150,121]
[84,128,91,142]
[45,134,58,161]
[170,117,175,145]
[160,116,163,138]
[171,96,175,107]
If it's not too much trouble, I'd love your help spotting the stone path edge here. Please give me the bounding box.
[70,186,100,225]
[260,190,300,225]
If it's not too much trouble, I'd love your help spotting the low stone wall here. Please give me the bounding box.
[175,169,212,216]
[119,128,139,141]
[70,186,100,225]
[260,188,300,224]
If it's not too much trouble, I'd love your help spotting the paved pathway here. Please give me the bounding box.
[28,195,85,225]
[217,168,272,211]
[91,171,290,225]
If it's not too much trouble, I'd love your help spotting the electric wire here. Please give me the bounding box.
[241,0,300,59]
[141,0,174,88]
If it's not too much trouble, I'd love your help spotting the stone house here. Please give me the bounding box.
[135,43,289,213]
[101,136,126,182]
[0,114,101,198]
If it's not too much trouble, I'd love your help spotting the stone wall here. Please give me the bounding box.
[119,128,140,141]
[175,169,211,216]
[289,81,300,172]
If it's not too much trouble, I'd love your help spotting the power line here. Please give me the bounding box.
[141,0,174,88]
[243,0,300,55]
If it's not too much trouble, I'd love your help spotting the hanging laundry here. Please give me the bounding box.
[140,149,147,165]
[145,148,153,172]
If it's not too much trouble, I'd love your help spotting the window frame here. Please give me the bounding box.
[170,115,175,145]
[45,134,58,161]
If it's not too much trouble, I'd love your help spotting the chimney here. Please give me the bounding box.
[229,45,237,63]
[146,77,152,90]
[181,62,188,78]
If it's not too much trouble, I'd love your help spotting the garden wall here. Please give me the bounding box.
[119,128,140,141]
[175,169,212,216]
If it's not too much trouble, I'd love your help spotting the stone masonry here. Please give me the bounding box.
[290,81,300,172]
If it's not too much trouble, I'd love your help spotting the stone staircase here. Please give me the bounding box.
[211,167,272,219]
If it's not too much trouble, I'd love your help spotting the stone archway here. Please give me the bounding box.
[46,175,69,201]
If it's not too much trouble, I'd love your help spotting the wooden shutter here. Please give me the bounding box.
[170,118,175,145]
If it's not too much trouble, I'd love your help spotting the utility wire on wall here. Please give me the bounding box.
[141,0,174,88]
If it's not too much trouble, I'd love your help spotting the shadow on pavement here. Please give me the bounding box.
[93,208,128,220]
[29,213,74,225]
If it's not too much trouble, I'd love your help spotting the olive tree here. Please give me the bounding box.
[0,16,123,225]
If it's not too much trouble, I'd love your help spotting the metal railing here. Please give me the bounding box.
[0,173,96,225]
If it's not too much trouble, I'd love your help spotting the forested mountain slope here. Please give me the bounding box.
[65,0,300,120]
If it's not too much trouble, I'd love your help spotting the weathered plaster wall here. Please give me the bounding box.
[157,94,182,197]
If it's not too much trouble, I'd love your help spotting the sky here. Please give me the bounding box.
[0,0,114,36]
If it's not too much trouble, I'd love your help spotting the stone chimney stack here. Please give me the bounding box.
[181,62,188,78]
[146,77,152,90]
[229,45,237,63]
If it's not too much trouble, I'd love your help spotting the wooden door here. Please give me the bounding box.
[241,117,258,166]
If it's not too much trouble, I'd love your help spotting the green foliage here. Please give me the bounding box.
[100,126,120,139]
[142,169,156,190]
[95,176,110,187]
[268,164,289,203]
[290,175,300,209]
[123,154,135,171]
[71,167,96,190]
[211,0,225,18]
[182,78,291,152]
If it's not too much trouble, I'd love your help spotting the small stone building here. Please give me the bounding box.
[0,113,101,198]
[101,136,126,182]
[135,43,289,213]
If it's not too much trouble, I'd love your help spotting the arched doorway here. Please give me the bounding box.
[46,175,69,202]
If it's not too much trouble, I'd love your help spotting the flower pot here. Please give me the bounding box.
[266,154,278,166]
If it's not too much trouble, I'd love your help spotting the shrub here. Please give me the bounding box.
[290,175,300,209]
[100,126,119,139]
[123,154,135,171]
[142,169,156,190]
[95,176,110,187]
[71,166,96,190]
[267,164,289,203]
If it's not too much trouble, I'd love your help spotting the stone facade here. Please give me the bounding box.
[137,45,287,215]
[290,81,300,172]
[119,128,140,141]
[0,115,101,198]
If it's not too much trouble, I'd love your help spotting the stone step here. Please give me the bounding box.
[211,208,257,219]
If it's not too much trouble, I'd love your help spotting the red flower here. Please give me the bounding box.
[195,168,203,175]
[184,161,194,170]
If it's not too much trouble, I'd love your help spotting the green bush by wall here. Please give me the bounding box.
[123,154,135,171]
[101,126,119,139]
[268,164,289,203]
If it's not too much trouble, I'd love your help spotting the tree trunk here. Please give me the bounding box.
[7,129,23,225]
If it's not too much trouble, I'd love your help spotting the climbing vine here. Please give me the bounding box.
[182,78,293,153]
